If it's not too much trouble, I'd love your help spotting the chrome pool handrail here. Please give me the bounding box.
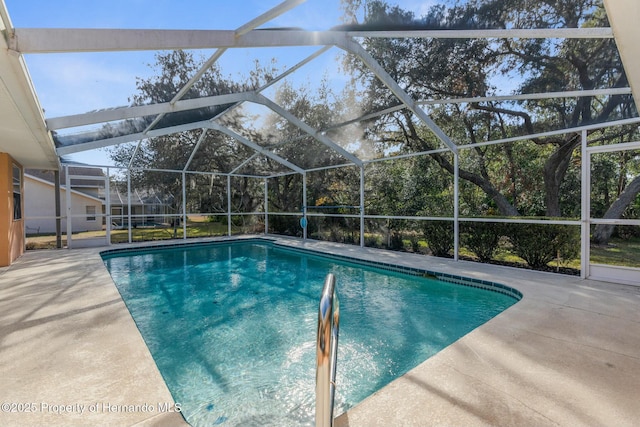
[315,273,340,427]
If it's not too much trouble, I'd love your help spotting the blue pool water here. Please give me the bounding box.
[102,240,518,426]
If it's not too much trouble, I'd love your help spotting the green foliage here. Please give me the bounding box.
[220,215,244,227]
[364,234,382,248]
[421,221,453,258]
[108,51,273,217]
[91,1,638,275]
[346,0,636,220]
[590,236,640,268]
[267,175,302,214]
[407,232,421,253]
[507,223,580,268]
[268,216,301,237]
[389,231,404,250]
[461,222,504,262]
[310,216,360,246]
[187,174,228,215]
[366,156,453,218]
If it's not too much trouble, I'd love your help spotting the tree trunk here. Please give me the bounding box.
[543,135,580,217]
[401,112,520,217]
[592,175,640,245]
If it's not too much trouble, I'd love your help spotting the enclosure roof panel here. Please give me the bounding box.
[0,0,638,174]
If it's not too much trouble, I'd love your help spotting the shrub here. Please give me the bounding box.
[268,216,300,236]
[343,231,357,244]
[389,231,405,250]
[220,215,243,226]
[461,222,503,262]
[407,232,421,253]
[364,234,381,248]
[421,221,453,257]
[508,223,580,268]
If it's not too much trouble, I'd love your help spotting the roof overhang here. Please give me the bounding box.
[0,3,58,170]
[603,0,640,103]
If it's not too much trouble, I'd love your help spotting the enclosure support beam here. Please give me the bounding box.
[303,173,307,241]
[580,130,590,279]
[13,28,612,54]
[360,166,365,247]
[127,169,132,243]
[227,175,232,237]
[56,118,217,156]
[206,46,334,132]
[337,38,457,154]
[230,153,259,175]
[463,117,640,151]
[105,168,111,246]
[47,92,253,130]
[208,122,305,174]
[182,172,187,240]
[65,164,71,249]
[453,153,460,261]
[170,50,227,113]
[183,129,208,171]
[54,169,61,248]
[329,88,632,133]
[168,0,306,105]
[250,94,363,167]
[264,178,269,235]
[128,141,142,169]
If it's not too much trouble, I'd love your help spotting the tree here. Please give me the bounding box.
[341,0,636,218]
[483,0,634,217]
[588,142,640,245]
[108,51,278,225]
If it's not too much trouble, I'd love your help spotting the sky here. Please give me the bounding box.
[3,0,439,166]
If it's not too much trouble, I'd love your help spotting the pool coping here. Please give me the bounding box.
[101,236,523,301]
[1,235,639,426]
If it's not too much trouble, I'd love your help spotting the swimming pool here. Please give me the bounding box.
[102,239,519,426]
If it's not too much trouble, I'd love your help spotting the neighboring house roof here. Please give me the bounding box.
[25,165,106,189]
[109,187,174,206]
[24,173,105,204]
[26,165,173,207]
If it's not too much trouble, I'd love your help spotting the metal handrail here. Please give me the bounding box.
[315,273,340,427]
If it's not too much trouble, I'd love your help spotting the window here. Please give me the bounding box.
[86,205,96,221]
[12,164,21,220]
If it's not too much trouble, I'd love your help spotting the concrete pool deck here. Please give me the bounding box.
[0,236,639,426]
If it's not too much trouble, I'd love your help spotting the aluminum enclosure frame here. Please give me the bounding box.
[6,0,639,286]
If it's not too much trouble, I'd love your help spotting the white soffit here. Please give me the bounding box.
[0,3,57,169]
[604,0,640,103]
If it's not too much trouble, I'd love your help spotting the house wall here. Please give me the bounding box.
[110,205,167,226]
[24,176,103,234]
[0,153,24,266]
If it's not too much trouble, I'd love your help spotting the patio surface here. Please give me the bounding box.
[1,236,639,426]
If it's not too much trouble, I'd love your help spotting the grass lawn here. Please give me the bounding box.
[26,226,640,270]
[26,221,233,249]
[590,237,640,268]
[409,236,639,272]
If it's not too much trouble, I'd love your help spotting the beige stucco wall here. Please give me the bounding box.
[0,153,24,266]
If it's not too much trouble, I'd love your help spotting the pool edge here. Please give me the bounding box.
[99,236,522,302]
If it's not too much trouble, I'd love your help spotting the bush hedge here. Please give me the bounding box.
[461,222,502,262]
[421,221,453,257]
[507,223,579,268]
